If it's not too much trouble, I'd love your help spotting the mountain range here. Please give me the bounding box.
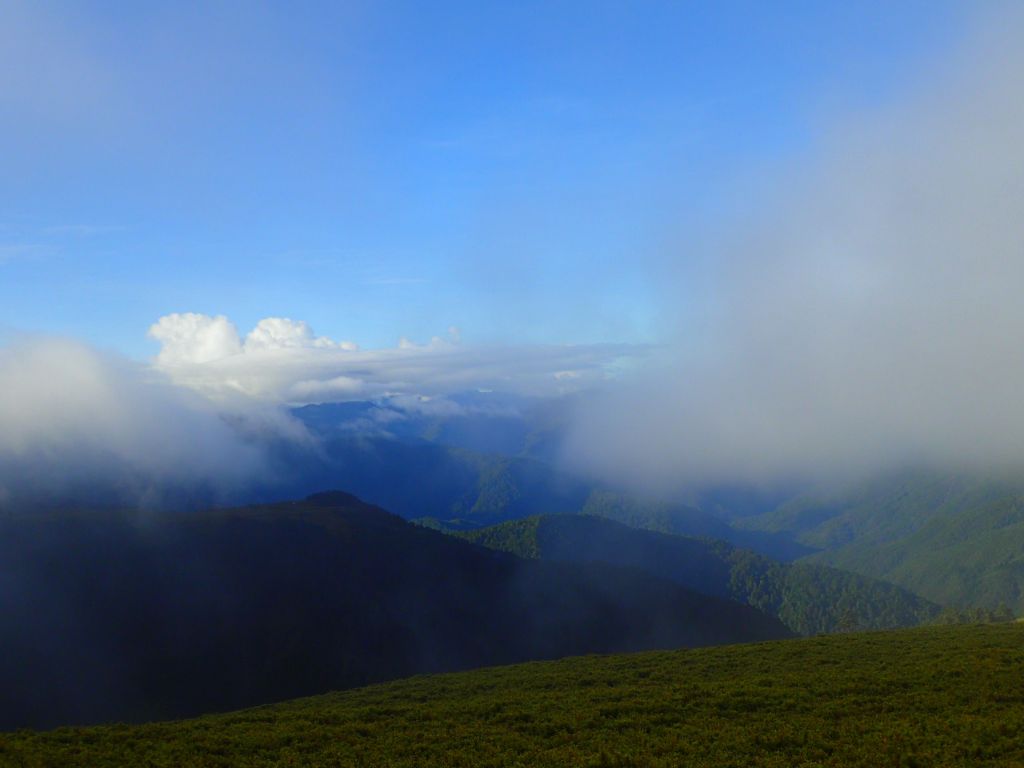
[0,491,789,730]
[291,399,1024,614]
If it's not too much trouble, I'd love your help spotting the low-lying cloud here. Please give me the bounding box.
[0,318,639,510]
[0,337,281,510]
[566,7,1024,491]
[150,313,640,404]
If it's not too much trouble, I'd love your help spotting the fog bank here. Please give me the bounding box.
[0,337,277,510]
[566,8,1024,491]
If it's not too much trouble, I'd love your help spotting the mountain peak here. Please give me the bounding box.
[303,490,368,507]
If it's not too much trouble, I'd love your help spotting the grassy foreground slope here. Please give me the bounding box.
[5,623,1024,768]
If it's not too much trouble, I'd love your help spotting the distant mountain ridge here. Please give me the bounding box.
[291,391,572,462]
[272,435,594,526]
[290,403,1024,617]
[460,514,939,635]
[268,427,811,559]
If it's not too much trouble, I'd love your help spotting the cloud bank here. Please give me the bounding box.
[0,337,279,510]
[150,313,639,404]
[566,8,1024,490]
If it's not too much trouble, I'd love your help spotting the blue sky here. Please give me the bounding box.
[1,0,971,358]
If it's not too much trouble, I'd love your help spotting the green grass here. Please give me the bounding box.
[4,623,1024,767]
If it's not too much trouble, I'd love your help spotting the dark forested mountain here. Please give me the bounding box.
[460,514,939,636]
[736,469,1024,613]
[0,493,790,730]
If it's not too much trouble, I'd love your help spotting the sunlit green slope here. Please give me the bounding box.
[4,623,1023,768]
[737,469,1024,611]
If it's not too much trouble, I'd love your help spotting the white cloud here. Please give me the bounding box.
[150,313,641,405]
[150,313,242,365]
[566,6,1024,491]
[0,337,278,510]
[290,375,364,401]
[244,317,358,352]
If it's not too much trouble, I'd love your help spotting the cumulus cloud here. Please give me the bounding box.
[149,313,640,404]
[0,336,288,510]
[566,7,1024,491]
[150,313,242,365]
[244,317,358,352]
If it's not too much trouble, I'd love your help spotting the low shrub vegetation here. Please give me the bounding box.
[3,623,1023,767]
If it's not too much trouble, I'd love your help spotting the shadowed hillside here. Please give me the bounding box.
[0,492,789,730]
[460,514,939,635]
